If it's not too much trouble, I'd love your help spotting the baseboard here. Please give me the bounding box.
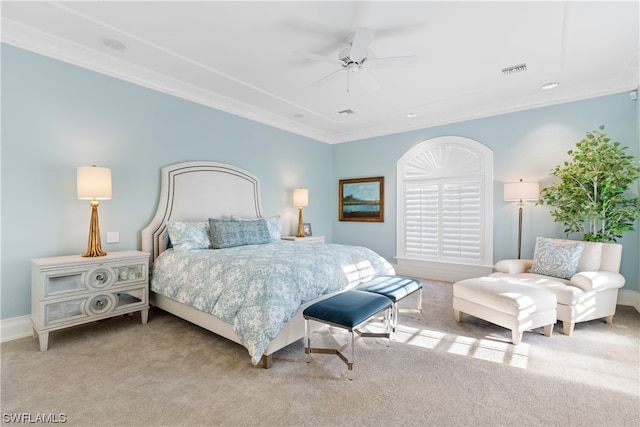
[1,290,639,343]
[0,315,32,343]
[617,289,640,312]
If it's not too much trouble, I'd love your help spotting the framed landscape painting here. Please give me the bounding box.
[339,176,384,222]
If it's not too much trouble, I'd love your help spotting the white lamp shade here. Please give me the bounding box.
[77,166,112,200]
[504,180,539,201]
[293,188,309,207]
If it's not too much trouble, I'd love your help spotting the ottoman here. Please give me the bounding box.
[453,277,557,345]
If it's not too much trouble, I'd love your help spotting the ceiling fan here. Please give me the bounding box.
[294,27,418,92]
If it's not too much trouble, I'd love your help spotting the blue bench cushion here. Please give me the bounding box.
[303,290,392,329]
[356,275,423,303]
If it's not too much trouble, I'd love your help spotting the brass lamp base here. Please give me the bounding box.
[296,206,305,237]
[83,200,106,257]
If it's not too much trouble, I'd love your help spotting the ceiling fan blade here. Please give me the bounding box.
[294,50,343,66]
[355,69,380,92]
[365,56,418,69]
[312,69,345,87]
[350,27,375,62]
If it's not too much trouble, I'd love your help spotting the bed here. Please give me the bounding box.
[141,161,395,368]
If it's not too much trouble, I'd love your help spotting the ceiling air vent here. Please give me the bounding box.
[338,109,356,115]
[501,63,527,76]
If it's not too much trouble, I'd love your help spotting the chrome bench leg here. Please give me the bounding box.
[304,318,312,362]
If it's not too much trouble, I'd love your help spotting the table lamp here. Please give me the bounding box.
[293,188,309,238]
[77,165,112,257]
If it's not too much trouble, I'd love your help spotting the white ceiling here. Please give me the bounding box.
[2,1,638,144]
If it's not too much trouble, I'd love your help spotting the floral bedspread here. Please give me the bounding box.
[150,241,395,364]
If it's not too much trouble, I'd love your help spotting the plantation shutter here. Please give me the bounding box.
[404,180,482,261]
[405,183,439,257]
[397,136,492,267]
[441,181,482,261]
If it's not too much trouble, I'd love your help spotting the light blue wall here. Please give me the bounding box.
[332,93,639,293]
[2,45,638,321]
[1,45,333,319]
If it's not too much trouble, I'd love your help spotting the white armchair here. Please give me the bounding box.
[491,237,625,336]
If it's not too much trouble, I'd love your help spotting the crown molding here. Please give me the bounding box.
[2,18,637,146]
[1,18,336,143]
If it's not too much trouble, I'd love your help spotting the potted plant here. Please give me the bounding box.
[538,125,640,242]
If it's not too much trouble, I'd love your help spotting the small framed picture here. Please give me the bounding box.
[303,223,312,236]
[339,176,384,222]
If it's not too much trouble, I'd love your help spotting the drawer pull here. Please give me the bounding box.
[88,268,113,288]
[88,295,112,314]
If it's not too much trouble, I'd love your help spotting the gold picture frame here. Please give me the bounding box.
[339,176,384,222]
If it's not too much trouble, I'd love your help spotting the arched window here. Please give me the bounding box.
[396,136,493,280]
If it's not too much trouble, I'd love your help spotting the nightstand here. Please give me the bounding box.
[31,250,150,351]
[281,236,325,243]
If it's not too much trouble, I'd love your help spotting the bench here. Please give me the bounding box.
[356,275,423,331]
[303,290,392,373]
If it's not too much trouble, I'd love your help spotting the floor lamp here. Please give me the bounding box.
[504,179,539,259]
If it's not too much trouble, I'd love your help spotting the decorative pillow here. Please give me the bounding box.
[166,221,211,252]
[530,237,584,280]
[548,238,602,272]
[230,215,281,242]
[209,218,271,249]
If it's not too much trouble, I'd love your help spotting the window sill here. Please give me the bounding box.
[394,257,494,282]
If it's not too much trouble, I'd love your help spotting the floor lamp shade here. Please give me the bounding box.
[504,179,539,259]
[504,180,539,202]
[77,166,112,257]
[293,188,308,237]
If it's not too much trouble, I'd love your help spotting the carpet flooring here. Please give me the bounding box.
[1,280,639,426]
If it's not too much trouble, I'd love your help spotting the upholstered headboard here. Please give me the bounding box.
[141,161,264,264]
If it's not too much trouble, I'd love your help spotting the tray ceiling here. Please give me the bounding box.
[2,1,638,144]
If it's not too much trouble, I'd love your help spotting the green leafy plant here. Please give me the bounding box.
[538,125,640,242]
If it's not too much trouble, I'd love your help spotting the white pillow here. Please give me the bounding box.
[530,237,584,280]
[166,221,211,251]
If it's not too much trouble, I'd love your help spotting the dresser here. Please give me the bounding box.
[31,250,150,351]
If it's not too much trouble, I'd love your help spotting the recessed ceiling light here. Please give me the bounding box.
[541,82,559,90]
[102,38,126,51]
[406,112,417,118]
